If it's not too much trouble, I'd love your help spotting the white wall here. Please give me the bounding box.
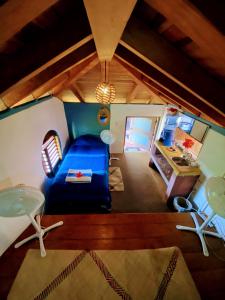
[110,104,166,153]
[193,129,225,238]
[0,97,69,255]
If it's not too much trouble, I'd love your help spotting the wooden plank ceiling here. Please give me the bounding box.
[0,0,225,126]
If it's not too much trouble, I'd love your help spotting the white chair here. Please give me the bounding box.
[176,177,225,256]
[0,186,63,257]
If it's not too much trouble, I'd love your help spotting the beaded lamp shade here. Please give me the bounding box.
[96,82,116,104]
[96,61,115,104]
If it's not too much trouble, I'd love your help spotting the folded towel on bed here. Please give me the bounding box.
[65,169,92,183]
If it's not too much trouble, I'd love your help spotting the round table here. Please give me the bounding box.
[0,186,63,257]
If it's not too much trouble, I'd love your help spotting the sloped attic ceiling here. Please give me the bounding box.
[0,0,225,126]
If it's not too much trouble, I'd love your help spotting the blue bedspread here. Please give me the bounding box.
[45,135,111,214]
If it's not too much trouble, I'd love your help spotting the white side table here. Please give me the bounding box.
[0,186,63,257]
[176,177,225,256]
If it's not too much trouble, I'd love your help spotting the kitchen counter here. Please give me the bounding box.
[154,141,201,176]
[150,141,201,202]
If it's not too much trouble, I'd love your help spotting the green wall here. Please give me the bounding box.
[64,103,110,140]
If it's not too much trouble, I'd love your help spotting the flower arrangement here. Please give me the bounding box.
[76,171,83,178]
[167,107,178,115]
[182,138,194,149]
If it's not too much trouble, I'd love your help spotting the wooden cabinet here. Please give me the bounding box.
[150,141,200,206]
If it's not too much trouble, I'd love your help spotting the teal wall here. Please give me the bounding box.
[64,103,110,140]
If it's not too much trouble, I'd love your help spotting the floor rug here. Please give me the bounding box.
[8,247,200,300]
[109,167,124,191]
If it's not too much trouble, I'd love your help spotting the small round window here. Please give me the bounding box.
[41,130,62,177]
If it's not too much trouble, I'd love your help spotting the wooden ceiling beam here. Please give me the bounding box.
[114,56,159,99]
[115,53,207,117]
[9,75,69,106]
[52,57,99,97]
[0,2,92,95]
[127,84,139,103]
[115,55,173,105]
[32,74,68,99]
[55,55,99,97]
[69,84,85,103]
[0,99,8,111]
[52,80,69,97]
[116,55,193,111]
[0,0,58,47]
[100,61,109,82]
[121,17,225,116]
[56,89,81,103]
[68,56,99,85]
[157,20,172,34]
[145,0,225,68]
[73,83,85,100]
[2,42,96,106]
[143,79,196,113]
[84,0,137,61]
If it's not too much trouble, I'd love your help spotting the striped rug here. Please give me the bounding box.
[8,247,200,300]
[109,167,124,192]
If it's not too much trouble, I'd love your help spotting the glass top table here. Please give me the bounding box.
[0,186,63,257]
[0,186,44,218]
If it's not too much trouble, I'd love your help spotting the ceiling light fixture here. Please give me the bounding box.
[96,61,115,104]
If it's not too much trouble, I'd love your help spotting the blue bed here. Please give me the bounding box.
[45,135,111,214]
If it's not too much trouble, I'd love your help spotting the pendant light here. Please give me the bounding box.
[96,61,115,104]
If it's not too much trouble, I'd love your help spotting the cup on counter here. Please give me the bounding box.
[190,161,198,167]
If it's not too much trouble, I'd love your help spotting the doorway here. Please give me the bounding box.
[124,117,154,152]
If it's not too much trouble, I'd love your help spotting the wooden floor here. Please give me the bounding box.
[1,213,225,299]
[111,152,169,212]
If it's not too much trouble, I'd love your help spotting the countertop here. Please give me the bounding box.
[154,141,201,176]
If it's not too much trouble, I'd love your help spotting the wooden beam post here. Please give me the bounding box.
[100,61,110,82]
[84,0,137,61]
[69,84,85,103]
[73,83,85,101]
[127,84,139,103]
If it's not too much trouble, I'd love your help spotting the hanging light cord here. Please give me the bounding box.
[105,61,106,83]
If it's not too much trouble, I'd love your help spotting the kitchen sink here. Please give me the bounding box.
[172,156,189,166]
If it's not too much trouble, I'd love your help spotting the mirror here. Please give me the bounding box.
[190,120,209,142]
[178,113,209,143]
[97,107,110,126]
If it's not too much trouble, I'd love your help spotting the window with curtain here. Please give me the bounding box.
[41,130,62,176]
